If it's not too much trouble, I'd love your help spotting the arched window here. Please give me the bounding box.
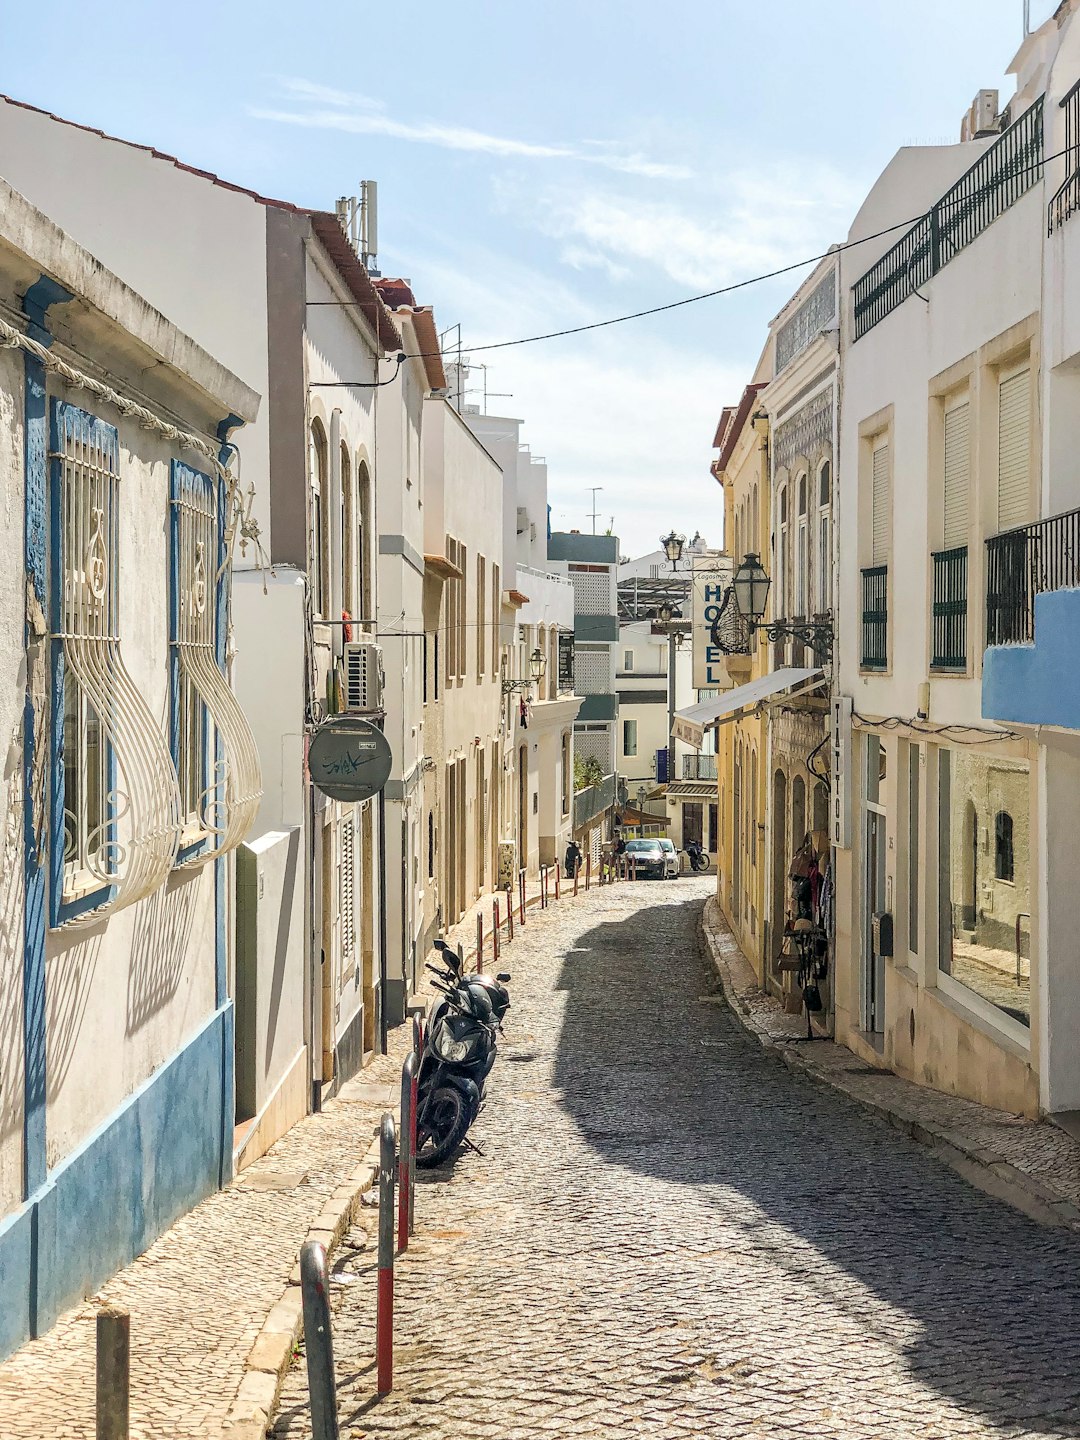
[357,457,372,624]
[341,441,355,617]
[309,420,328,617]
[795,473,809,617]
[995,811,1014,881]
[817,460,832,614]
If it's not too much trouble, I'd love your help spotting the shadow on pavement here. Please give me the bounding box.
[552,892,1080,1436]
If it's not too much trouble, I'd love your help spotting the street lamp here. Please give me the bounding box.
[660,530,686,569]
[732,551,833,664]
[502,646,547,695]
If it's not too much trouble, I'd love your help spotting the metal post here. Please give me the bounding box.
[506,886,514,940]
[573,858,579,896]
[493,900,500,962]
[300,1243,340,1440]
[96,1305,129,1440]
[398,1053,416,1252]
[377,1112,396,1395]
[540,865,546,908]
[518,870,526,925]
[554,864,560,900]
[585,854,591,891]
[476,912,483,972]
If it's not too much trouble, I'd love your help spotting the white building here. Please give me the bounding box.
[0,177,259,1354]
[833,24,1072,1117]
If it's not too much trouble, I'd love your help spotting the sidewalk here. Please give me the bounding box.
[701,897,1080,1231]
[0,867,586,1440]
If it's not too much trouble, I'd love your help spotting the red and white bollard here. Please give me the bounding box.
[476,912,483,972]
[518,870,526,926]
[493,900,500,963]
[506,886,514,941]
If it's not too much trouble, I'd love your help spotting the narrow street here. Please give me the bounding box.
[272,880,1080,1440]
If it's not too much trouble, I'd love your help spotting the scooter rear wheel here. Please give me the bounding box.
[415,1084,472,1168]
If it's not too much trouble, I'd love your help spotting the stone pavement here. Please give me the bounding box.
[701,897,1080,1227]
[0,867,576,1440]
[272,880,1080,1440]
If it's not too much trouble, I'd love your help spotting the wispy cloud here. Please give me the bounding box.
[521,164,864,290]
[250,78,691,181]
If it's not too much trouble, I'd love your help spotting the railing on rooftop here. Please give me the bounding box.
[931,546,969,670]
[573,772,616,829]
[683,754,718,781]
[860,566,888,670]
[853,97,1044,340]
[1049,80,1080,234]
[985,506,1080,646]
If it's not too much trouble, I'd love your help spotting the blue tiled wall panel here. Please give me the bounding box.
[983,588,1080,730]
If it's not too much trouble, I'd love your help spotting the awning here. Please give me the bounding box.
[673,667,823,748]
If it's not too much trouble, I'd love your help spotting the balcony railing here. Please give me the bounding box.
[986,506,1080,645]
[573,772,615,829]
[1049,80,1080,235]
[682,754,718,781]
[861,566,888,669]
[932,546,969,670]
[854,96,1044,339]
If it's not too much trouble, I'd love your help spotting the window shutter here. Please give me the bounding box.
[997,369,1030,532]
[943,402,970,549]
[871,443,890,565]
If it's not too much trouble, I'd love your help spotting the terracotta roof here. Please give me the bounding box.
[309,213,401,352]
[713,383,767,478]
[711,406,735,451]
[0,94,401,354]
[374,279,447,391]
[424,553,463,580]
[0,93,304,213]
[506,589,529,608]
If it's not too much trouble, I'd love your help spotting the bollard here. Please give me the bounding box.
[585,854,591,891]
[300,1242,340,1440]
[540,865,546,908]
[506,886,514,940]
[457,941,465,973]
[377,1112,396,1395]
[96,1305,130,1440]
[493,900,500,963]
[398,1052,417,1252]
[476,912,483,972]
[555,864,560,900]
[408,1021,420,1236]
[518,870,526,926]
[573,859,579,897]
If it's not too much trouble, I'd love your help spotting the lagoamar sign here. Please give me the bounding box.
[690,553,736,690]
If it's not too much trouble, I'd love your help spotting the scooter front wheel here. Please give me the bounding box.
[415,1084,472,1168]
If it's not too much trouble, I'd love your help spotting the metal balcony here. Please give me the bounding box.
[985,506,1080,645]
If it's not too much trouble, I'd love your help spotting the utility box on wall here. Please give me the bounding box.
[497,842,517,890]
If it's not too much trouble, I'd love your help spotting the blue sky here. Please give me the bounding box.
[0,0,1051,554]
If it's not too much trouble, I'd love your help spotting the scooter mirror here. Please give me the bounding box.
[496,972,511,983]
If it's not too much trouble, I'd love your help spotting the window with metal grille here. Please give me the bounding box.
[871,443,890,565]
[995,810,1014,881]
[943,401,970,549]
[170,461,263,864]
[997,367,1031,532]
[574,645,611,694]
[49,400,180,927]
[623,719,638,757]
[340,816,356,982]
[570,568,611,615]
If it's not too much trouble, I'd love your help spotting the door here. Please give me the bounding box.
[517,744,528,870]
[683,802,703,848]
[863,735,887,1033]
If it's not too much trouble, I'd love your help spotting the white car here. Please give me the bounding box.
[656,839,681,879]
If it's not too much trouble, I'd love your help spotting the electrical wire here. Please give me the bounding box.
[852,710,1019,743]
[303,134,1068,359]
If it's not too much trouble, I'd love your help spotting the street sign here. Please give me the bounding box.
[690,553,735,690]
[308,715,393,802]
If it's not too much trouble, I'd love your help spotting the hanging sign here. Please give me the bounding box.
[308,715,393,802]
[691,553,735,690]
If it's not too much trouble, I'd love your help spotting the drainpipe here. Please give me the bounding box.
[377,787,388,1054]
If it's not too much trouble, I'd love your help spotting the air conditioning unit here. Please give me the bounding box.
[343,642,384,713]
[516,505,529,535]
[961,88,999,141]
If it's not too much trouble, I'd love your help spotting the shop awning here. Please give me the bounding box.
[673,668,823,748]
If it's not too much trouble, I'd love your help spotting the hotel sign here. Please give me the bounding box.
[691,554,735,691]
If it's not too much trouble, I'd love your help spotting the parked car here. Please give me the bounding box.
[624,838,667,879]
[656,838,681,878]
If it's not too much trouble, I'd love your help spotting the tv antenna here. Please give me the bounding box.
[588,487,604,534]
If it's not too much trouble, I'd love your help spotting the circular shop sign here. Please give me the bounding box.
[308,716,393,802]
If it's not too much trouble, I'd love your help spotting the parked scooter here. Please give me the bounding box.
[415,939,511,1167]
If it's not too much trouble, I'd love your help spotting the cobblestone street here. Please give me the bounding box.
[274,879,1080,1440]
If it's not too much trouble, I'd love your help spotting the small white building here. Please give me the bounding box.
[0,178,260,1355]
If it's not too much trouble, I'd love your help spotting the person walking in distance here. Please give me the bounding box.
[565,839,583,879]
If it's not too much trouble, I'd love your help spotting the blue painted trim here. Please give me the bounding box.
[48,400,119,929]
[168,460,213,868]
[22,354,48,1201]
[983,586,1080,729]
[21,276,72,347]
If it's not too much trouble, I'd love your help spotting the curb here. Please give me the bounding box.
[699,898,1080,1234]
[216,1134,383,1439]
